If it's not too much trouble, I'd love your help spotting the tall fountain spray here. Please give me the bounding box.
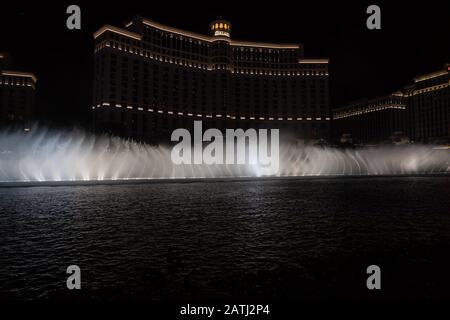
[0,128,448,183]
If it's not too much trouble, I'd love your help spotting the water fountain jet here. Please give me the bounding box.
[0,127,448,186]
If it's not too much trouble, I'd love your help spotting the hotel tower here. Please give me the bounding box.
[0,53,37,130]
[92,16,330,143]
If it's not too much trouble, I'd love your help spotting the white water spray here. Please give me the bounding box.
[0,128,448,182]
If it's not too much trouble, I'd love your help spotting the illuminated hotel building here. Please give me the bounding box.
[92,16,330,142]
[0,53,37,130]
[333,93,407,143]
[403,66,450,142]
[333,65,450,144]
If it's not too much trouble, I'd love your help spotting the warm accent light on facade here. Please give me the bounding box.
[414,70,448,83]
[93,25,142,40]
[298,59,329,64]
[1,71,37,83]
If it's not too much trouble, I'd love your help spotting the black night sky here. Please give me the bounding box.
[1,0,449,128]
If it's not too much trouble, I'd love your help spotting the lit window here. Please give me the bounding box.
[219,23,223,28]
[215,23,219,29]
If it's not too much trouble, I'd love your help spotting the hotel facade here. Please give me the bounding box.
[92,16,330,143]
[0,53,37,130]
[333,65,450,144]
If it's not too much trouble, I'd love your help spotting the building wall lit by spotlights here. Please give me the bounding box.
[0,53,36,131]
[333,65,450,144]
[92,16,330,142]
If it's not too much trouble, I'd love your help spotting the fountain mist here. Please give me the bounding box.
[0,128,448,182]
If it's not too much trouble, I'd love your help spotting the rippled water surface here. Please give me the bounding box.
[0,177,449,300]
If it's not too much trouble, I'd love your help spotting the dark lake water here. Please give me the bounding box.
[0,177,449,301]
